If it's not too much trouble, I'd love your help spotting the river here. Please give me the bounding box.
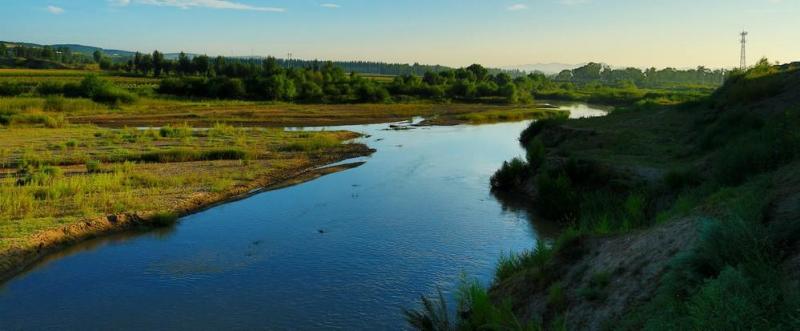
[0,102,608,330]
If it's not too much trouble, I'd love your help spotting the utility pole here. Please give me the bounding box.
[740,31,748,70]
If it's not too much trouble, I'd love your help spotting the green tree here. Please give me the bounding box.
[178,52,192,75]
[152,50,165,77]
[93,50,103,63]
[193,55,210,77]
[140,54,154,75]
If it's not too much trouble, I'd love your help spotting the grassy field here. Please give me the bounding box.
[0,120,370,279]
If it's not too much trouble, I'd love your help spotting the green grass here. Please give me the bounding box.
[0,123,363,252]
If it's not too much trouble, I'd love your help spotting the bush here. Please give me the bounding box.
[525,138,545,170]
[519,114,568,147]
[490,157,529,191]
[0,81,28,96]
[69,75,137,105]
[536,171,579,221]
[36,81,66,95]
[712,121,799,186]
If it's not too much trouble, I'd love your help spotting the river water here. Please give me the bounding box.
[0,102,607,330]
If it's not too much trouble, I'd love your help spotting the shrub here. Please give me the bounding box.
[519,114,568,147]
[712,121,799,186]
[490,157,529,191]
[0,81,28,96]
[536,171,579,221]
[66,75,137,105]
[36,81,66,95]
[525,137,545,170]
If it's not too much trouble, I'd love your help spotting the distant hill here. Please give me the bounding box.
[0,41,193,59]
[503,63,586,75]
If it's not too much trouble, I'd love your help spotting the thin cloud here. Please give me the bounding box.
[320,3,341,9]
[560,0,590,5]
[126,0,285,12]
[109,0,131,6]
[507,4,528,11]
[46,5,65,14]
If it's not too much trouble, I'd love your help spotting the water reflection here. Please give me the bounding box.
[0,103,608,330]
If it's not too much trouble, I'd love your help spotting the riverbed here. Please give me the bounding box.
[0,102,607,330]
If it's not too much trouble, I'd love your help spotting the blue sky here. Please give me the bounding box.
[1,0,798,68]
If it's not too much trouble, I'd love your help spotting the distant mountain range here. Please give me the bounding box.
[502,63,587,75]
[0,41,195,60]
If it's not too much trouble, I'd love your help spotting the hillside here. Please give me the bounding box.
[505,60,799,329]
[406,61,800,330]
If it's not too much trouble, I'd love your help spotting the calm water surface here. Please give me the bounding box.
[0,103,606,330]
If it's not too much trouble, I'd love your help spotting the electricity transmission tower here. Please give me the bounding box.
[740,31,748,70]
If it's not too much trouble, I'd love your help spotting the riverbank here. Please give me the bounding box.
[406,61,800,329]
[0,124,374,284]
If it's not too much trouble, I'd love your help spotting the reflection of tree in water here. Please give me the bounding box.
[491,189,562,241]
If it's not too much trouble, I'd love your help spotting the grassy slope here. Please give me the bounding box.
[467,62,800,330]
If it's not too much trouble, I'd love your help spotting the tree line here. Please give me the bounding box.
[0,43,94,66]
[554,62,727,87]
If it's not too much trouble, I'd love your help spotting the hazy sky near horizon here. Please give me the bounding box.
[2,0,798,69]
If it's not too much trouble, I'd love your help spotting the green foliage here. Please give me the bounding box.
[43,95,66,112]
[403,290,454,331]
[535,171,579,221]
[713,58,788,107]
[85,159,102,173]
[456,279,540,331]
[620,182,800,330]
[36,81,66,96]
[4,113,67,128]
[519,115,568,148]
[711,117,800,186]
[159,124,192,138]
[0,81,30,96]
[546,282,566,312]
[525,138,545,170]
[278,135,340,152]
[495,240,553,284]
[490,157,529,191]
